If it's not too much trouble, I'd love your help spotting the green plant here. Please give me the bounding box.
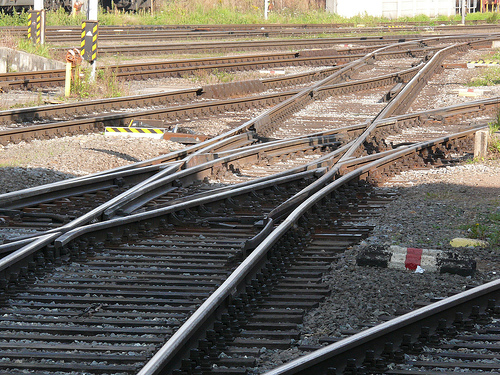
[486,112,500,155]
[70,65,127,99]
[468,66,500,86]
[0,9,28,26]
[466,222,488,239]
[213,69,235,83]
[486,11,500,23]
[16,37,53,59]
[2,3,496,28]
[463,210,500,246]
[490,112,500,133]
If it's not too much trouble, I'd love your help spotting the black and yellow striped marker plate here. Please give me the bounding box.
[467,59,500,68]
[105,127,165,139]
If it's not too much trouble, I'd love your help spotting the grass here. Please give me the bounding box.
[466,48,500,87]
[488,113,500,155]
[468,66,500,86]
[1,1,500,28]
[0,28,57,60]
[463,210,500,246]
[68,65,128,100]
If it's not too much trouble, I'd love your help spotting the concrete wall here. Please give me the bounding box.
[326,0,456,18]
[0,47,65,73]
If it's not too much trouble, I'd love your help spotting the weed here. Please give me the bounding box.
[425,192,439,199]
[463,210,500,246]
[468,66,500,86]
[69,65,127,99]
[489,133,500,155]
[16,38,53,59]
[486,113,500,156]
[213,69,235,83]
[465,157,485,164]
[486,11,500,23]
[466,222,488,239]
[0,9,27,26]
[186,68,236,84]
[0,2,495,28]
[490,112,500,133]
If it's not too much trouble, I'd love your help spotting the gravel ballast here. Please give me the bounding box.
[255,159,500,373]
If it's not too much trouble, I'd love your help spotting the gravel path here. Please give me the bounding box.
[0,134,185,194]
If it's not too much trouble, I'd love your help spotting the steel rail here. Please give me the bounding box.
[0,51,301,83]
[0,56,422,146]
[0,129,342,245]
[0,90,294,145]
[1,131,341,247]
[3,23,499,43]
[1,35,496,236]
[0,44,438,93]
[0,166,324,278]
[0,35,490,370]
[101,133,342,218]
[264,39,494,219]
[0,88,201,125]
[332,36,494,165]
[0,162,180,209]
[0,64,344,126]
[143,142,354,217]
[0,140,344,261]
[43,23,500,43]
[58,33,493,57]
[0,37,489,237]
[262,278,500,375]
[2,85,498,223]
[135,125,482,375]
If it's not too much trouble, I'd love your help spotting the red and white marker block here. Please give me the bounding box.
[387,245,441,272]
[356,244,476,276]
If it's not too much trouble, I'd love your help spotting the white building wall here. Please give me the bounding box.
[330,0,456,18]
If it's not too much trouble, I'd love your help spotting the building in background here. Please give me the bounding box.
[326,0,484,18]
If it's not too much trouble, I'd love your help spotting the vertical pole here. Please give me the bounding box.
[264,0,269,20]
[462,0,466,25]
[65,62,72,97]
[30,0,45,46]
[33,0,42,10]
[87,0,98,81]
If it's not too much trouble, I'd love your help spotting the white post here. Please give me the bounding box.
[462,0,466,25]
[264,0,269,20]
[87,0,98,81]
[87,0,98,20]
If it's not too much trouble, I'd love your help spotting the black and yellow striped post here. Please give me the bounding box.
[81,20,98,62]
[27,10,45,45]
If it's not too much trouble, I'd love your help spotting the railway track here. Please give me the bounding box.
[264,278,500,375]
[0,42,439,92]
[0,33,498,374]
[0,32,491,94]
[3,22,500,45]
[0,34,492,145]
[53,32,496,57]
